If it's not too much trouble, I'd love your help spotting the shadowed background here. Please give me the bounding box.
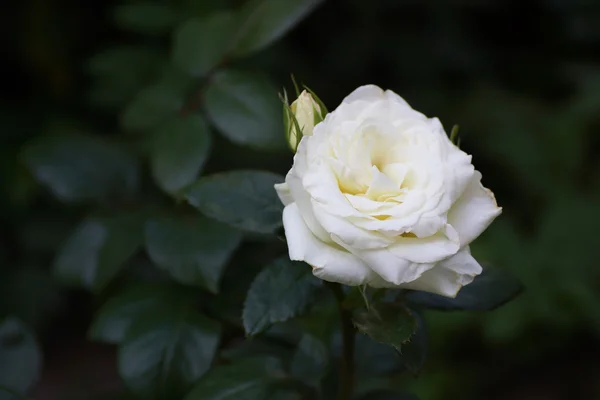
[2,0,600,399]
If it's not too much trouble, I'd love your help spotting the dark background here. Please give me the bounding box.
[2,0,600,399]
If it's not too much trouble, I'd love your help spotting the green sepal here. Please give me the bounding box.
[302,84,328,116]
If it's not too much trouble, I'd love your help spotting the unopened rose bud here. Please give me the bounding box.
[287,90,323,151]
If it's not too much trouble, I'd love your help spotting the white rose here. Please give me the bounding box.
[287,90,323,150]
[275,85,502,298]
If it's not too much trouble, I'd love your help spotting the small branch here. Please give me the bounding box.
[327,282,356,400]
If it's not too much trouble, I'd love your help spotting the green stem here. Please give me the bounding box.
[327,282,356,400]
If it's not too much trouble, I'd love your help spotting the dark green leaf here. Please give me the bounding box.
[0,267,62,332]
[221,338,294,364]
[88,283,197,344]
[184,357,284,400]
[243,257,317,335]
[87,46,163,78]
[22,134,139,203]
[118,310,221,399]
[122,85,184,132]
[204,69,285,149]
[290,334,328,386]
[405,267,523,311]
[144,214,242,292]
[398,311,427,374]
[354,334,402,378]
[54,213,144,292]
[268,391,302,400]
[113,3,179,35]
[358,391,420,400]
[87,46,164,109]
[184,170,284,233]
[150,115,212,193]
[268,393,301,400]
[0,318,41,400]
[172,13,235,77]
[230,0,324,57]
[353,304,417,352]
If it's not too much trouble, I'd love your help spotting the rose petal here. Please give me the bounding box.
[437,135,475,211]
[384,89,412,108]
[448,171,502,246]
[274,182,293,206]
[312,201,393,249]
[400,246,483,297]
[387,224,460,263]
[287,172,330,242]
[366,166,401,199]
[342,85,386,104]
[331,235,435,286]
[303,163,365,218]
[282,203,375,286]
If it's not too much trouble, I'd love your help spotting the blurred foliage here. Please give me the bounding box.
[2,0,600,399]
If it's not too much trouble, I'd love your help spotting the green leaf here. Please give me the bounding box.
[122,84,185,132]
[204,69,285,149]
[172,13,235,77]
[354,334,402,378]
[353,304,417,352]
[184,357,283,400]
[53,213,144,293]
[144,214,242,292]
[0,267,62,332]
[118,310,221,400]
[88,283,197,344]
[87,46,164,109]
[22,133,139,203]
[243,257,317,335]
[184,170,284,233]
[268,391,302,400]
[290,334,328,386]
[221,338,294,364]
[150,115,212,193]
[113,3,179,35]
[405,267,523,311]
[397,311,427,374]
[88,46,163,78]
[0,318,42,400]
[230,0,324,57]
[357,391,420,400]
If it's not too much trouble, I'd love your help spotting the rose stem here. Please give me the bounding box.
[327,282,356,400]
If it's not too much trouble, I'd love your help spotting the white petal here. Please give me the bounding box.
[287,172,330,242]
[312,202,393,249]
[342,85,385,104]
[303,163,365,218]
[274,182,293,206]
[344,193,395,214]
[409,215,446,238]
[352,213,420,236]
[282,204,374,286]
[448,171,502,246]
[365,166,400,198]
[387,224,460,263]
[434,137,475,208]
[381,163,408,186]
[384,89,412,108]
[331,235,435,286]
[400,246,483,297]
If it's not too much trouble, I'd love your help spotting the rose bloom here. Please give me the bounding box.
[275,85,501,297]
